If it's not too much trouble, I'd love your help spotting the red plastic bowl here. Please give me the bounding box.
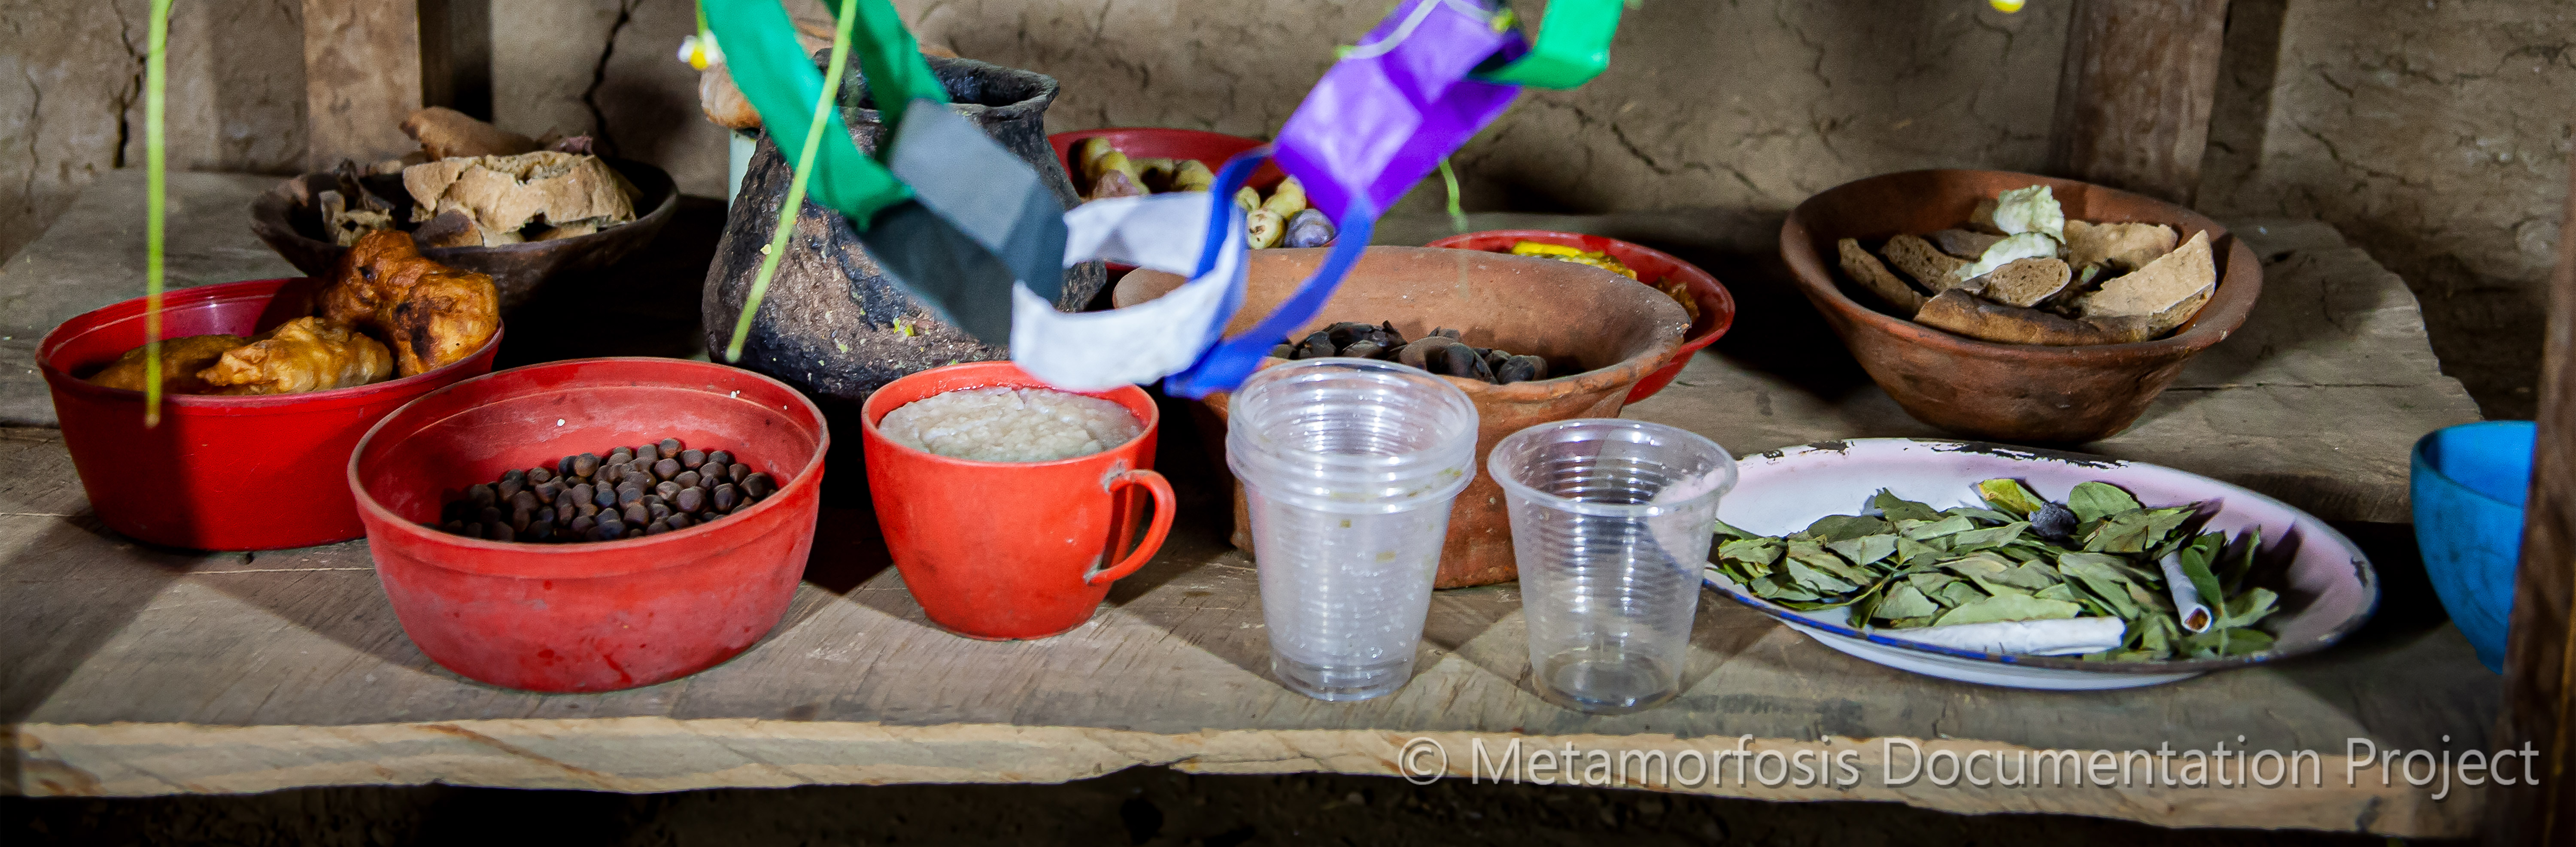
[1050,128,1284,276]
[350,358,828,692]
[39,278,502,550]
[1426,230,1735,403]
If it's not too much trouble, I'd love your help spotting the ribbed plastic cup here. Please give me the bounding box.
[1227,358,1479,701]
[1490,419,1736,714]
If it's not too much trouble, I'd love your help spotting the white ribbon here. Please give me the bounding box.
[1009,191,1250,391]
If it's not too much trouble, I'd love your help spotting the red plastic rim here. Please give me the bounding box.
[38,277,505,415]
[859,361,1162,470]
[1425,230,1735,401]
[347,357,831,578]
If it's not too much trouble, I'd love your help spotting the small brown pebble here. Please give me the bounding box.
[468,484,497,508]
[674,470,702,489]
[528,467,554,485]
[656,480,682,500]
[623,503,650,525]
[708,450,733,467]
[653,458,681,481]
[675,487,706,513]
[645,519,672,536]
[742,473,778,500]
[712,483,740,512]
[659,438,682,455]
[667,513,693,530]
[680,449,707,469]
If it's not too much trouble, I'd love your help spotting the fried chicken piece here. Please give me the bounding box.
[322,230,501,376]
[197,317,394,395]
[85,334,253,395]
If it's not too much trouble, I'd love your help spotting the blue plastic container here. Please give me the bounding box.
[2410,421,2537,673]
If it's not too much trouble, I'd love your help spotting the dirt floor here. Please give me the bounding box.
[1,768,2454,847]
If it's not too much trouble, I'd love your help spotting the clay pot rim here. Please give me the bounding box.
[838,55,1058,125]
[856,361,1164,470]
[1780,168,2260,365]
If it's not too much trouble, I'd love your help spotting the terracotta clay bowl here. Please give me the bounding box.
[1426,229,1735,404]
[1780,170,2261,444]
[1117,246,1690,587]
[250,158,678,313]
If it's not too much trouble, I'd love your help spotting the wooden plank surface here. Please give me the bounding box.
[0,173,2491,834]
[2045,0,2233,205]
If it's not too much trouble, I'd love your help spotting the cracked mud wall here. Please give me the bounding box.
[0,0,2565,416]
[0,0,306,267]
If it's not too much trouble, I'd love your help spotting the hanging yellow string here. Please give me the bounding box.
[724,0,859,363]
[143,0,171,425]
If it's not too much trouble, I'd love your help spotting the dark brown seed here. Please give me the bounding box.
[1295,330,1334,359]
[501,468,526,485]
[648,503,671,520]
[556,501,577,523]
[568,482,594,504]
[624,527,644,539]
[641,494,667,510]
[533,481,562,504]
[645,519,672,536]
[680,449,707,469]
[575,502,599,518]
[462,522,483,537]
[570,515,596,535]
[712,483,740,511]
[509,491,539,513]
[667,513,693,530]
[511,507,533,532]
[742,473,778,500]
[443,519,465,534]
[674,470,701,489]
[623,504,649,525]
[708,450,733,467]
[486,523,514,542]
[595,516,625,537]
[609,446,632,462]
[1434,327,1462,340]
[617,484,644,507]
[468,484,497,508]
[659,438,682,455]
[1380,321,1406,345]
[636,444,660,463]
[593,484,619,508]
[653,458,681,481]
[529,467,554,485]
[572,453,601,477]
[1437,343,1494,382]
[656,480,682,500]
[479,506,503,526]
[675,487,706,513]
[528,522,554,543]
[496,478,525,504]
[558,455,578,477]
[1341,340,1385,360]
[728,463,750,483]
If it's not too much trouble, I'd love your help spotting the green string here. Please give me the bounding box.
[143,0,170,425]
[1438,158,1468,233]
[724,0,859,363]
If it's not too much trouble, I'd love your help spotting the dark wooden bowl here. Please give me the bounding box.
[249,158,678,312]
[1780,169,2261,444]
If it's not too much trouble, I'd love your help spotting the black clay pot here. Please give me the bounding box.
[703,56,1104,410]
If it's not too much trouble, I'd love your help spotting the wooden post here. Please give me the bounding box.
[417,0,493,121]
[2491,158,2576,845]
[2044,0,2232,206]
[301,0,426,169]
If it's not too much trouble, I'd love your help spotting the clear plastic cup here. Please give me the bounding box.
[1227,358,1479,701]
[1490,419,1737,714]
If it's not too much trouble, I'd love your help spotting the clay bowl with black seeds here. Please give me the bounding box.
[249,158,678,312]
[1117,246,1689,588]
[1780,169,2262,444]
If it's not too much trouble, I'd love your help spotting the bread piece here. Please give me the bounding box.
[1930,228,2004,260]
[2079,230,2215,318]
[401,152,638,246]
[1881,234,1976,293]
[198,317,395,395]
[1978,257,2072,308]
[1838,238,1929,316]
[1915,289,2138,346]
[400,107,538,160]
[2065,220,2179,270]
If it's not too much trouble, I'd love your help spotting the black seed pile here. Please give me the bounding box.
[434,437,783,543]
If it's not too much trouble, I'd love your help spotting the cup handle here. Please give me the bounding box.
[1084,469,1175,586]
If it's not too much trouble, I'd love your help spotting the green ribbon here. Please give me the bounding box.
[1471,0,1625,89]
[702,0,947,227]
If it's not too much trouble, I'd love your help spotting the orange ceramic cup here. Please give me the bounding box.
[860,361,1176,639]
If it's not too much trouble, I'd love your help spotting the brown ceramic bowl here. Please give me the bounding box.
[1780,169,2261,444]
[1117,246,1689,587]
[250,158,678,312]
